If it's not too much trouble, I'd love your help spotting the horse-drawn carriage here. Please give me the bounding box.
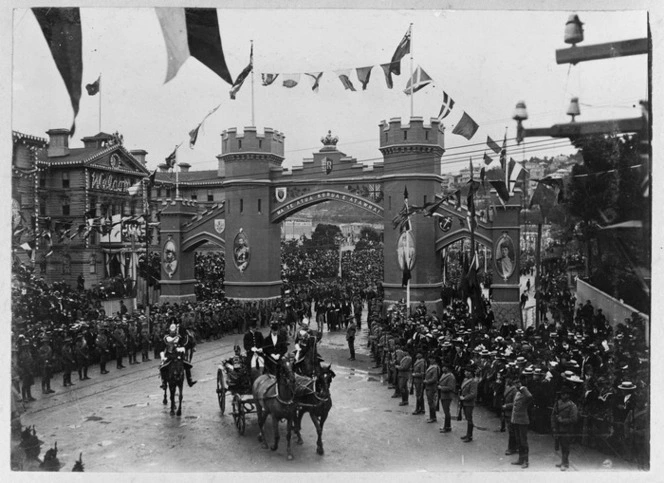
[216,347,254,435]
[215,338,335,459]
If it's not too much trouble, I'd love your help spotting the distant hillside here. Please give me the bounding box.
[299,200,384,225]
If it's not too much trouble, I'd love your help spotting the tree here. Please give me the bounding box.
[355,226,382,251]
[309,223,342,248]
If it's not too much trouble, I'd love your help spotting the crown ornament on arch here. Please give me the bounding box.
[321,130,339,146]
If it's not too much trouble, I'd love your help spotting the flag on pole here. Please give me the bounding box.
[336,70,356,91]
[380,63,395,88]
[305,72,323,92]
[356,66,373,90]
[127,180,143,196]
[33,8,83,136]
[282,73,300,88]
[229,43,253,99]
[165,145,179,169]
[452,112,479,140]
[400,185,412,287]
[147,169,157,188]
[403,66,433,95]
[156,8,233,85]
[487,136,501,154]
[499,132,507,172]
[438,92,455,119]
[390,27,411,76]
[261,73,279,86]
[189,104,220,148]
[85,75,101,96]
[507,158,525,194]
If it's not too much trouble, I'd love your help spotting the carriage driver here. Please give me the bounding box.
[159,323,197,389]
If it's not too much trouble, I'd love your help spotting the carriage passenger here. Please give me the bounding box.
[159,323,197,389]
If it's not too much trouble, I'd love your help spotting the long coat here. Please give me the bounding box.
[511,386,533,425]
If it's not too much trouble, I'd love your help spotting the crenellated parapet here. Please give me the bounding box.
[221,126,285,157]
[378,116,445,156]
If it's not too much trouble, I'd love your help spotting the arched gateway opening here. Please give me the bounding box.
[159,117,521,319]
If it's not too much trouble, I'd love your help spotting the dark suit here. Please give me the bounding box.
[243,330,265,353]
[262,332,288,373]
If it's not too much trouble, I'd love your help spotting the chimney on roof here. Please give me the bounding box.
[178,162,191,173]
[46,129,70,157]
[158,163,169,172]
[130,149,148,166]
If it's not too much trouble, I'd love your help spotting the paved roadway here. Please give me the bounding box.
[19,308,637,473]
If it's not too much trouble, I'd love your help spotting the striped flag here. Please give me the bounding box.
[486,136,501,155]
[507,158,525,194]
[438,92,455,119]
[156,8,233,85]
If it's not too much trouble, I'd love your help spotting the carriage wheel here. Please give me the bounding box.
[216,369,226,414]
[231,395,246,435]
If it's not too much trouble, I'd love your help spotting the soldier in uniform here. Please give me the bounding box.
[96,327,111,374]
[396,347,412,406]
[113,324,126,369]
[74,335,91,381]
[459,367,478,442]
[411,352,426,415]
[424,354,440,423]
[551,386,579,471]
[17,336,36,402]
[159,323,197,389]
[38,335,56,394]
[60,338,76,387]
[140,325,151,362]
[126,322,139,365]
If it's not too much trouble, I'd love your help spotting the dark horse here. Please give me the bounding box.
[293,364,335,455]
[163,353,184,416]
[252,356,298,460]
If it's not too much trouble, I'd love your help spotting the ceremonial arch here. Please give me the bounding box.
[159,117,521,320]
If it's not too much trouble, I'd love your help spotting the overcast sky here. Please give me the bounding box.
[12,8,648,174]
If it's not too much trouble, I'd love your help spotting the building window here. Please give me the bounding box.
[240,199,244,213]
[62,204,70,216]
[423,195,427,205]
[388,196,391,211]
[425,131,429,140]
[62,254,71,274]
[191,194,197,201]
[238,140,242,149]
[166,188,171,198]
[62,172,70,188]
[404,131,407,140]
[258,199,262,214]
[259,140,263,149]
[39,176,46,188]
[156,187,162,198]
[207,190,214,202]
[40,204,46,216]
[89,255,96,274]
[385,133,388,143]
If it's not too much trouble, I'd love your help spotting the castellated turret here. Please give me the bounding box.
[218,127,285,178]
[379,117,445,159]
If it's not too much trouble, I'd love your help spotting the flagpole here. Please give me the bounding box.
[409,23,414,118]
[504,126,509,192]
[404,187,411,315]
[175,162,180,199]
[251,40,255,126]
[98,73,102,133]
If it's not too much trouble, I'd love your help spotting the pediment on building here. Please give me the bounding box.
[86,146,149,175]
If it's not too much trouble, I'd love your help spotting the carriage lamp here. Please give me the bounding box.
[564,14,584,46]
[566,97,581,122]
[513,101,528,144]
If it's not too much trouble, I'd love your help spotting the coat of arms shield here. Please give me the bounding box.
[214,219,225,234]
[275,187,287,203]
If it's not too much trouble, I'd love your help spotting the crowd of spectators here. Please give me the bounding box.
[366,255,649,470]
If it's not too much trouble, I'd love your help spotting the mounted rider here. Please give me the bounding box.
[159,323,197,389]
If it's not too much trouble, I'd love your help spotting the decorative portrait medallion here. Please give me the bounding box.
[233,229,250,273]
